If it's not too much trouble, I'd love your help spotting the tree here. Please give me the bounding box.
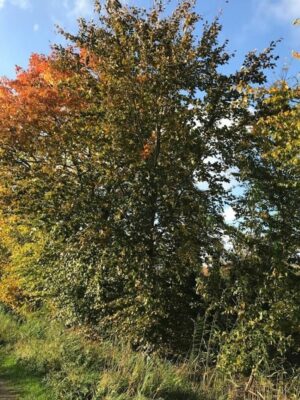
[202,80,300,374]
[0,0,277,354]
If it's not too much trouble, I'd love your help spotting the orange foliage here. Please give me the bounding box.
[136,73,149,84]
[0,52,87,309]
[0,52,84,146]
[79,47,98,69]
[141,131,157,160]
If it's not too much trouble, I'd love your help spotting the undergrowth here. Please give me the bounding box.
[0,305,299,400]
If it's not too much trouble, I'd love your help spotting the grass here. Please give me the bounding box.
[0,347,52,400]
[0,306,203,400]
[0,305,299,399]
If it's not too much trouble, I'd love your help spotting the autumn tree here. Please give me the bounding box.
[0,0,278,353]
[0,53,89,310]
[200,79,300,374]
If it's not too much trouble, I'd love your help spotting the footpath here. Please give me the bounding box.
[0,379,17,399]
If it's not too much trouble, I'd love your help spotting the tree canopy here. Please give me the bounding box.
[0,0,298,371]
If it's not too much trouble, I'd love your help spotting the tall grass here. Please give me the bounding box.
[0,305,299,399]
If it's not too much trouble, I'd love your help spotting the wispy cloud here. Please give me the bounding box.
[250,0,300,33]
[0,0,31,10]
[256,0,300,24]
[10,0,31,9]
[63,0,94,18]
[240,0,300,50]
[33,23,39,32]
[73,0,93,16]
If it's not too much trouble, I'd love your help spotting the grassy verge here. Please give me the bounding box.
[0,347,52,400]
[0,305,299,399]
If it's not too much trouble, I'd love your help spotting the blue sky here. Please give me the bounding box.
[0,0,299,80]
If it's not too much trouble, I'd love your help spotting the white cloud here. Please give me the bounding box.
[50,0,93,24]
[33,23,39,32]
[10,0,30,9]
[254,0,300,26]
[67,0,93,18]
[223,206,236,224]
[0,0,31,9]
[260,0,300,23]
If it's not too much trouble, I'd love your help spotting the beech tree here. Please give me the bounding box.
[0,0,278,353]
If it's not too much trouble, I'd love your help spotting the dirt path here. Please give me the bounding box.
[0,380,18,399]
